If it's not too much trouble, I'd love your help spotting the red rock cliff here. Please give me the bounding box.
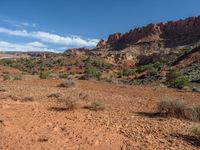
[97,16,200,50]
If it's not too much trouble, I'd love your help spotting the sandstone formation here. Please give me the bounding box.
[97,16,200,50]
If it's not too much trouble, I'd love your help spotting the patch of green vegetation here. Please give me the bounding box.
[166,69,189,89]
[59,72,70,79]
[2,74,10,81]
[192,125,200,139]
[85,64,101,80]
[118,68,135,77]
[0,56,69,75]
[84,56,113,70]
[39,71,50,79]
[13,75,22,80]
[136,60,166,75]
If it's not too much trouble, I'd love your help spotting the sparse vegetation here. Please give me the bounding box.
[136,61,165,75]
[54,98,77,111]
[13,75,22,80]
[2,74,10,81]
[84,64,101,80]
[39,71,50,79]
[118,68,135,77]
[63,99,77,110]
[57,79,75,88]
[166,69,189,89]
[21,97,34,102]
[192,124,200,139]
[194,105,200,121]
[48,93,61,98]
[84,101,105,111]
[59,72,70,79]
[158,96,200,121]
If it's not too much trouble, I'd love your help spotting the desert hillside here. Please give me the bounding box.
[0,66,200,150]
[0,15,200,150]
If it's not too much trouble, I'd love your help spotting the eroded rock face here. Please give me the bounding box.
[97,16,200,50]
[96,39,106,48]
[107,33,123,45]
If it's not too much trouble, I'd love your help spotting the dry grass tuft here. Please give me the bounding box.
[192,124,200,139]
[48,93,61,98]
[57,79,75,88]
[49,98,78,111]
[194,105,200,121]
[84,101,105,111]
[158,96,199,121]
[0,87,6,92]
[21,97,34,102]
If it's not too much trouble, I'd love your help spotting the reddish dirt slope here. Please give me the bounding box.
[0,71,200,149]
[173,47,200,68]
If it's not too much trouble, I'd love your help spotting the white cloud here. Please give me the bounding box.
[32,24,36,28]
[0,41,58,52]
[0,18,37,28]
[26,41,47,48]
[0,27,99,47]
[21,22,29,27]
[0,28,28,36]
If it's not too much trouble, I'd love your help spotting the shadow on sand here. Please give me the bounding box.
[135,112,162,118]
[172,133,200,147]
[48,107,68,112]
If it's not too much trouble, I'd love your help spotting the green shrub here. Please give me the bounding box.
[59,72,70,79]
[0,58,15,66]
[13,75,22,80]
[39,71,50,79]
[84,101,105,111]
[103,63,113,69]
[166,70,189,89]
[2,74,10,81]
[136,66,146,73]
[118,68,135,77]
[85,64,101,80]
[136,61,166,74]
[48,73,58,78]
[192,125,200,139]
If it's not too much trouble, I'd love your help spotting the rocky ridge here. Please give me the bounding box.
[97,16,200,51]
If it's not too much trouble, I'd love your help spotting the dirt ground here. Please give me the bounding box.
[0,66,200,150]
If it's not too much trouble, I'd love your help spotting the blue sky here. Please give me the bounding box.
[0,0,200,52]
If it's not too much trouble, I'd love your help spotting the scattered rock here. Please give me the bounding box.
[192,87,200,93]
[79,92,88,100]
[48,93,61,98]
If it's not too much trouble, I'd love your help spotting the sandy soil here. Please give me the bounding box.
[0,67,200,150]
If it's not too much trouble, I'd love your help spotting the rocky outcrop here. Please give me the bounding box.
[97,16,200,50]
[96,40,106,48]
[173,47,200,68]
